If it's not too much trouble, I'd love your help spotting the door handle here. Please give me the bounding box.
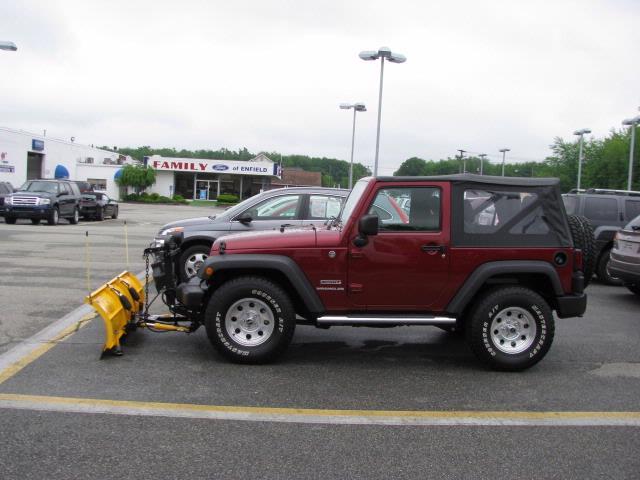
[421,244,446,254]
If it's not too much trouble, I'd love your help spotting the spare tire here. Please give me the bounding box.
[567,215,596,287]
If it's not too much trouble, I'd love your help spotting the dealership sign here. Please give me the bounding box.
[149,155,279,177]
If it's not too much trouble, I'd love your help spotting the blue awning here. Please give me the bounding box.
[54,165,70,179]
[114,168,123,180]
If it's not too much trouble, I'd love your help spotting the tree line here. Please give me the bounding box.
[394,127,639,193]
[109,146,370,189]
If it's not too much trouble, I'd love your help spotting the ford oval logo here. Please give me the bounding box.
[212,164,229,172]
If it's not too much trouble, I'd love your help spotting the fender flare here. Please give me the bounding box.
[198,254,325,314]
[446,260,564,315]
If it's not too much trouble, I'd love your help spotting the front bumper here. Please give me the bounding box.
[4,205,53,219]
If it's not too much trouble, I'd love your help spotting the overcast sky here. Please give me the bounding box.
[2,0,639,174]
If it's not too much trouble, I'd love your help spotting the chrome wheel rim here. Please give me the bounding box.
[225,298,275,347]
[184,252,208,278]
[490,306,537,354]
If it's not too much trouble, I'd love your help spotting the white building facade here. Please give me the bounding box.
[146,154,280,201]
[0,127,136,199]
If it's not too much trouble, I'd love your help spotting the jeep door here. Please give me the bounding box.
[347,183,451,310]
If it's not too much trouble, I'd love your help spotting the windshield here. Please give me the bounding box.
[20,181,59,194]
[338,178,371,225]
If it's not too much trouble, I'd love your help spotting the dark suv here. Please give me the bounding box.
[563,189,640,284]
[4,179,82,225]
[139,174,591,371]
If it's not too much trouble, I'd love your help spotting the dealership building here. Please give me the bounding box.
[146,153,280,201]
[0,127,282,200]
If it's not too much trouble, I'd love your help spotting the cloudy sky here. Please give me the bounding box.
[2,0,639,174]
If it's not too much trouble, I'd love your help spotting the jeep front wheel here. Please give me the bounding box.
[466,286,555,371]
[205,276,296,364]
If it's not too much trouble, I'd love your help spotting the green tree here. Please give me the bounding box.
[116,164,156,193]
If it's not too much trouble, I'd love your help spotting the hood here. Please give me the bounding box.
[212,227,318,252]
[13,190,56,198]
[159,215,218,232]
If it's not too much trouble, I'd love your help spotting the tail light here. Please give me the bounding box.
[573,249,583,272]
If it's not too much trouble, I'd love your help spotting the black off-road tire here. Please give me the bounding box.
[179,244,212,281]
[626,284,640,296]
[205,276,296,364]
[567,215,596,287]
[5,216,17,224]
[596,248,623,286]
[47,207,59,225]
[31,218,40,225]
[466,286,555,371]
[69,207,80,224]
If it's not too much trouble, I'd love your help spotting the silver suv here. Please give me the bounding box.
[608,214,640,296]
[155,187,348,280]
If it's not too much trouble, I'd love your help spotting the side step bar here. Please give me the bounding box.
[316,315,456,326]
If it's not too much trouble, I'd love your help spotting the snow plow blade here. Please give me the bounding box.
[85,271,145,356]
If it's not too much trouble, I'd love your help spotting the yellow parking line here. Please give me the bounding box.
[1,393,639,426]
[0,313,94,385]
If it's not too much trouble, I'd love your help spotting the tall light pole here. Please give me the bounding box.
[340,102,367,189]
[622,114,640,192]
[479,154,487,175]
[573,128,591,190]
[457,149,467,173]
[0,41,17,51]
[499,148,510,176]
[359,46,406,177]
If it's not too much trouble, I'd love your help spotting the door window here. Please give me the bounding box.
[308,195,343,219]
[241,194,301,220]
[369,187,441,231]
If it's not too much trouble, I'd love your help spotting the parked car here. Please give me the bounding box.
[155,187,349,281]
[0,181,14,217]
[3,179,81,225]
[608,214,640,296]
[142,174,592,371]
[80,192,119,220]
[562,188,640,284]
[73,181,94,194]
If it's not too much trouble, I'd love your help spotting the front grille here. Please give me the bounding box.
[12,196,39,205]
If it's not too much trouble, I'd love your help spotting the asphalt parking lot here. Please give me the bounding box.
[1,203,640,479]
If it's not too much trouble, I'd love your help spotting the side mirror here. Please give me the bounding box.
[353,214,379,247]
[359,214,379,236]
[238,214,252,224]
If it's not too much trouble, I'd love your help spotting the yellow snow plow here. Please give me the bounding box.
[85,233,199,357]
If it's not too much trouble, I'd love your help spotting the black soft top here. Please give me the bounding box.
[376,174,560,187]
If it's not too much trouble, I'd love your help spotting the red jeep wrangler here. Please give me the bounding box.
[151,174,591,371]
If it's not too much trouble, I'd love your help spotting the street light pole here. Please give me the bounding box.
[499,148,510,176]
[573,128,591,190]
[359,47,406,177]
[340,103,367,189]
[622,115,640,192]
[457,149,467,173]
[479,154,487,175]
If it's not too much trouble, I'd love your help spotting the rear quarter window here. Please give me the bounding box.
[583,197,618,221]
[562,195,578,215]
[624,199,640,221]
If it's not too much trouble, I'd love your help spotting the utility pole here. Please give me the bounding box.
[458,149,467,173]
[499,148,510,176]
[478,154,487,175]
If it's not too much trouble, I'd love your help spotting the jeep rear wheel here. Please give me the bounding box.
[567,215,595,287]
[205,276,296,364]
[466,286,555,371]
